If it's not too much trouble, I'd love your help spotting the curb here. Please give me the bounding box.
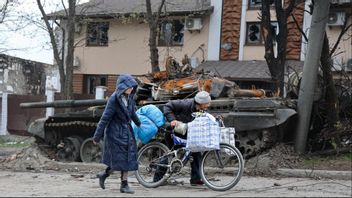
[275,168,352,180]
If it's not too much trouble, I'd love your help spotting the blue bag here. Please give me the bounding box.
[136,104,166,127]
[132,114,158,144]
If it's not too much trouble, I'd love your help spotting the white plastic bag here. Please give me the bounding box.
[219,120,236,155]
[220,127,236,148]
[186,112,220,152]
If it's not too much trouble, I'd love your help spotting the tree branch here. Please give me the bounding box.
[291,13,308,42]
[330,16,352,56]
[285,0,296,17]
[156,0,166,22]
[0,0,9,23]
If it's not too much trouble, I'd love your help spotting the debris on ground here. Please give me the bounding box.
[245,143,303,177]
[1,135,350,176]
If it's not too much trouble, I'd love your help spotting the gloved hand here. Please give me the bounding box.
[174,121,188,136]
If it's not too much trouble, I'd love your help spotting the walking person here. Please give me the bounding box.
[92,74,141,194]
[155,91,212,186]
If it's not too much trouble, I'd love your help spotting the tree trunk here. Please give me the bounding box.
[149,23,160,72]
[262,0,295,97]
[36,0,65,94]
[64,0,76,100]
[320,33,339,128]
[145,0,165,73]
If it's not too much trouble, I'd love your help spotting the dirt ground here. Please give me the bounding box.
[0,135,351,197]
[0,134,351,176]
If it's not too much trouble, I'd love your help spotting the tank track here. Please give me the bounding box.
[235,128,280,159]
[40,121,99,162]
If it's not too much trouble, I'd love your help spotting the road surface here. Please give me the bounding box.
[0,170,350,197]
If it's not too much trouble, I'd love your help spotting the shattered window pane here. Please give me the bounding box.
[158,19,184,47]
[87,22,109,46]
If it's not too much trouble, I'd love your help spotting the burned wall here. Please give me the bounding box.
[0,54,52,95]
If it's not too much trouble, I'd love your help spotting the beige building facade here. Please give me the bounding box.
[74,18,210,75]
[58,0,351,95]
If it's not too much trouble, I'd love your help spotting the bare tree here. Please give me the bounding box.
[293,1,352,128]
[36,0,76,100]
[0,0,10,23]
[261,0,296,96]
[145,0,166,73]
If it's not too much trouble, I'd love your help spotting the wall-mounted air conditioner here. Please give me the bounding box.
[75,23,82,33]
[185,18,203,31]
[327,12,345,26]
[73,56,80,68]
[345,59,352,71]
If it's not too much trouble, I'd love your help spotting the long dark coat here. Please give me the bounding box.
[93,74,141,171]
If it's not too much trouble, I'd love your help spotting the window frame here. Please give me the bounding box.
[158,19,185,47]
[248,0,275,10]
[86,22,109,47]
[83,75,108,94]
[245,22,279,46]
[246,22,263,45]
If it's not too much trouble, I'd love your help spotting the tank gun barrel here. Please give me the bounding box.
[20,99,107,108]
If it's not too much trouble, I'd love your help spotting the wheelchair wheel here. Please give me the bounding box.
[135,142,171,188]
[200,143,244,191]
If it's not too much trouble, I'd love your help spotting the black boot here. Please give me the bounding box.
[120,180,135,194]
[96,172,109,189]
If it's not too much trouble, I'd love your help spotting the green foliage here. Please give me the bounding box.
[0,137,31,148]
[304,152,352,167]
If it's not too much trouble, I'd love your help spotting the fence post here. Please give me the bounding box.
[46,88,56,118]
[0,92,8,135]
[95,86,107,99]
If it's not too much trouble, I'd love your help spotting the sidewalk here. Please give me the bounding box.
[275,168,352,180]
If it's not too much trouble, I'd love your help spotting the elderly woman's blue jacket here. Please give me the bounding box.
[93,74,141,171]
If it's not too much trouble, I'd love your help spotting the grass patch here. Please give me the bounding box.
[0,142,31,148]
[303,153,352,166]
[0,137,31,148]
[342,153,352,161]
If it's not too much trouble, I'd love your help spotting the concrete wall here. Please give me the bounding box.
[0,54,53,95]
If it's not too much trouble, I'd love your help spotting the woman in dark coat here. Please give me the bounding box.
[93,74,141,194]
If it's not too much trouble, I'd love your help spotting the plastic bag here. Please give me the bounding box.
[186,112,220,152]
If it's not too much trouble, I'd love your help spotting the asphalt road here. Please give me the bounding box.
[0,170,351,197]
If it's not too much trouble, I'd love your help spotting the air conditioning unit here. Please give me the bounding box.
[74,23,82,33]
[73,56,80,67]
[185,18,203,31]
[327,12,345,26]
[345,59,352,71]
[331,0,351,4]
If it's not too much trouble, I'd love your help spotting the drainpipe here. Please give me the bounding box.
[238,0,248,61]
[300,0,312,61]
[207,0,223,61]
[0,92,8,135]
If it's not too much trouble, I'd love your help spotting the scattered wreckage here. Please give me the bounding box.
[20,57,298,162]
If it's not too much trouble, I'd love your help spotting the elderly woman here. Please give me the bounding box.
[93,74,141,194]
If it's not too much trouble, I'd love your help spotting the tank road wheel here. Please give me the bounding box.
[45,130,60,147]
[80,138,102,163]
[56,136,82,162]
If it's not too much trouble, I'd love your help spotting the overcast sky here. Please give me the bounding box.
[1,0,89,64]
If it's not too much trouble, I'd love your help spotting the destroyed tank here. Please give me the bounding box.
[21,72,298,163]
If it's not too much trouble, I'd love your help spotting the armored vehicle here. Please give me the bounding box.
[21,96,297,163]
[21,68,297,162]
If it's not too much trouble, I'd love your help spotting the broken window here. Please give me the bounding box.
[84,75,107,94]
[248,0,274,9]
[158,19,184,46]
[246,22,278,45]
[246,23,262,45]
[86,22,109,46]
